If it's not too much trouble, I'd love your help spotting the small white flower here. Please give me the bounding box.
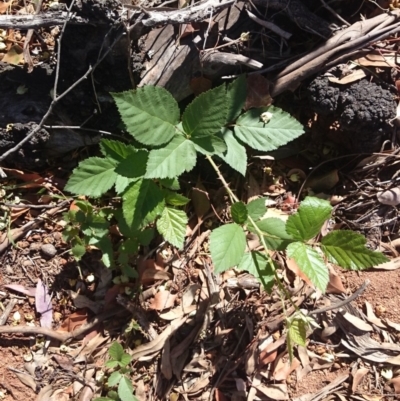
[260,112,273,123]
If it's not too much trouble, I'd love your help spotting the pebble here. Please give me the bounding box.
[41,243,57,258]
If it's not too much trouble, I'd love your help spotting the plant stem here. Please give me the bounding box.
[205,155,300,313]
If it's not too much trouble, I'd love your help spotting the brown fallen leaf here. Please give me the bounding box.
[326,267,346,294]
[244,74,272,110]
[3,44,24,65]
[253,382,289,400]
[149,289,177,311]
[351,367,369,393]
[356,53,397,68]
[273,357,301,381]
[388,376,400,393]
[0,0,12,13]
[328,69,366,85]
[130,316,187,360]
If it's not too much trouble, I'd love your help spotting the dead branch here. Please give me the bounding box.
[0,11,89,29]
[135,0,236,27]
[270,9,400,96]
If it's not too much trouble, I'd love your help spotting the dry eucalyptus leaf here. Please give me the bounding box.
[384,318,400,331]
[328,69,366,84]
[373,257,400,270]
[377,187,400,206]
[341,312,373,332]
[364,301,386,328]
[326,269,346,294]
[356,54,397,68]
[351,367,369,393]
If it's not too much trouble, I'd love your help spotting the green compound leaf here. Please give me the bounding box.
[288,317,307,347]
[145,136,197,179]
[123,179,165,231]
[286,197,332,241]
[108,371,122,387]
[321,230,389,269]
[246,197,267,221]
[115,150,149,178]
[99,139,137,162]
[182,84,227,138]
[65,157,117,197]
[234,106,304,152]
[108,342,124,361]
[156,207,188,249]
[237,251,275,292]
[191,135,227,156]
[226,75,246,123]
[286,242,329,292]
[210,223,246,273]
[231,201,248,225]
[112,87,179,146]
[249,217,295,251]
[118,376,138,401]
[220,129,247,176]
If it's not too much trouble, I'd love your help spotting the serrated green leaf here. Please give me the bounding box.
[160,178,180,190]
[220,129,247,176]
[65,157,118,197]
[182,84,227,138]
[145,136,197,179]
[109,342,124,361]
[321,230,389,269]
[286,197,332,241]
[164,190,190,206]
[107,391,119,400]
[210,223,246,273]
[288,318,307,347]
[123,179,165,231]
[118,376,138,401]
[231,201,248,224]
[71,243,86,260]
[249,217,295,250]
[234,106,304,152]
[115,176,136,194]
[105,360,120,369]
[237,251,275,292]
[156,207,187,249]
[226,75,246,123]
[191,135,227,155]
[246,197,267,221]
[286,242,329,292]
[108,371,122,387]
[112,87,179,146]
[100,139,137,162]
[120,353,132,367]
[115,150,149,179]
[137,228,155,246]
[97,236,114,268]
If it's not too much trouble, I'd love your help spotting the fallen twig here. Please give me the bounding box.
[0,307,122,342]
[0,199,70,254]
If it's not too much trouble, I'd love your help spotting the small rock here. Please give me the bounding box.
[22,259,34,267]
[53,232,62,241]
[30,242,42,252]
[332,363,341,370]
[41,243,57,259]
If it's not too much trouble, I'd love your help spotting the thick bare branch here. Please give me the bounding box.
[0,11,89,29]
